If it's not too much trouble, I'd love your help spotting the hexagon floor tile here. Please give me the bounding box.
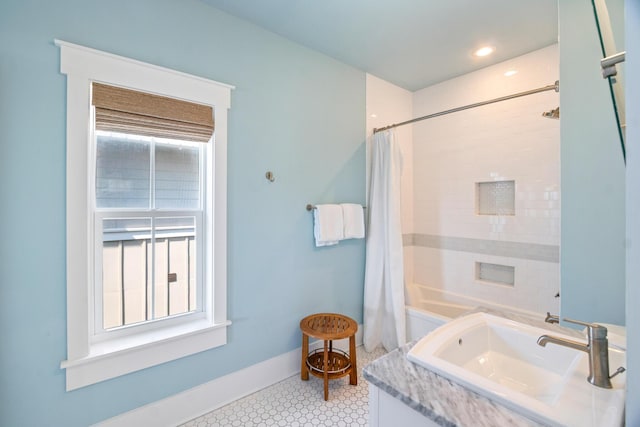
[180,346,387,427]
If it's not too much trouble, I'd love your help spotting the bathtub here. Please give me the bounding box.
[404,284,539,341]
[405,287,473,341]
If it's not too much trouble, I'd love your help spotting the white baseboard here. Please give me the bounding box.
[94,324,363,427]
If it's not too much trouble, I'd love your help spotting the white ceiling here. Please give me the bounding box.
[200,0,558,91]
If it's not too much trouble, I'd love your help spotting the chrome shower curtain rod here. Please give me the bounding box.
[373,80,560,134]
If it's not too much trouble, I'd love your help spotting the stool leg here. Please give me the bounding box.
[349,334,357,385]
[323,339,329,401]
[301,333,309,381]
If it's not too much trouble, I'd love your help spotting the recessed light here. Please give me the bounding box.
[504,70,518,77]
[474,46,495,57]
[370,113,377,118]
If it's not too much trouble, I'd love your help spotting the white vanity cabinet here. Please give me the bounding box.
[368,384,440,427]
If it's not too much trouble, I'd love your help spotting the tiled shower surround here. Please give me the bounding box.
[368,44,561,315]
[410,44,560,314]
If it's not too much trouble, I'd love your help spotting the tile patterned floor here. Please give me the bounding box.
[181,346,386,427]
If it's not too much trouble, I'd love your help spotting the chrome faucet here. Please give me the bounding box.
[537,318,624,389]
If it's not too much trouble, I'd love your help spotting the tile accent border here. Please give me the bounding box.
[404,233,559,263]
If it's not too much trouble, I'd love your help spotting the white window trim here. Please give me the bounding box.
[56,40,233,391]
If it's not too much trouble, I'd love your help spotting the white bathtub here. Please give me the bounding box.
[404,284,540,341]
[405,287,473,341]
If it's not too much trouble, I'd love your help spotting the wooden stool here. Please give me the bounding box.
[300,313,358,400]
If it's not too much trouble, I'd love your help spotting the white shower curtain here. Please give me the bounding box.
[363,129,406,352]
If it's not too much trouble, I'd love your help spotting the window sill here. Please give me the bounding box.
[61,319,231,391]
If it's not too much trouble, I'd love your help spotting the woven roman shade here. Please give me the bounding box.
[92,82,214,142]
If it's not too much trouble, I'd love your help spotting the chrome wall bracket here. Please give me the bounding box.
[601,51,626,78]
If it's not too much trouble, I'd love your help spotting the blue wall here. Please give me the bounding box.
[0,1,366,425]
[559,0,626,325]
[626,0,640,423]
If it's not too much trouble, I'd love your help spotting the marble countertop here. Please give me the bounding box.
[362,307,585,427]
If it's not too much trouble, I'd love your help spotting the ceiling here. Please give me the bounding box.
[200,0,558,91]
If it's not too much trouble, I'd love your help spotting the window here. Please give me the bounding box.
[57,40,233,391]
[91,82,211,333]
[96,132,202,331]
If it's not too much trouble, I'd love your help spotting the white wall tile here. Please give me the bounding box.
[367,46,559,315]
[410,45,560,314]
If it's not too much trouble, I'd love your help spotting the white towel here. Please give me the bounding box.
[341,203,365,239]
[314,204,344,247]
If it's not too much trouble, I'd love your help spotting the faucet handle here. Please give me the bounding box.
[563,318,608,339]
[545,312,560,324]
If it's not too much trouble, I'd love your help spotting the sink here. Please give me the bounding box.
[407,312,626,427]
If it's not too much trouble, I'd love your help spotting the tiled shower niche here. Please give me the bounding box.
[475,262,515,287]
[476,180,515,215]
